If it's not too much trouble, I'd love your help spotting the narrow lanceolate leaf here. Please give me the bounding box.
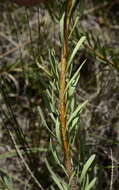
[52,174,68,190]
[66,95,75,114]
[45,159,63,190]
[67,36,86,71]
[69,116,79,133]
[36,61,52,79]
[85,177,97,190]
[79,154,96,184]
[65,60,86,95]
[37,106,55,137]
[85,175,89,189]
[67,100,88,128]
[49,141,67,175]
[60,13,65,43]
[55,118,61,144]
[50,113,56,124]
[45,159,68,190]
[49,50,59,82]
[49,140,61,165]
[46,88,57,115]
[69,16,79,39]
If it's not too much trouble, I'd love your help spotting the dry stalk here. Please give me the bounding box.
[84,43,116,67]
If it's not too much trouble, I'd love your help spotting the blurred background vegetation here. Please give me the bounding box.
[0,0,119,189]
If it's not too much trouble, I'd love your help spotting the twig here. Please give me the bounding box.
[84,43,116,67]
[59,0,72,176]
[83,2,109,16]
[59,0,77,189]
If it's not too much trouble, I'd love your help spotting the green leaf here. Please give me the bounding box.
[65,60,86,95]
[69,171,76,186]
[36,60,52,78]
[85,177,97,190]
[45,159,67,190]
[80,154,96,184]
[49,140,60,165]
[85,175,89,189]
[49,50,59,82]
[67,36,86,71]
[60,13,65,43]
[67,100,88,128]
[69,16,79,39]
[66,95,75,114]
[55,118,61,144]
[50,113,56,124]
[49,141,67,175]
[52,174,68,190]
[37,106,55,137]
[69,116,79,133]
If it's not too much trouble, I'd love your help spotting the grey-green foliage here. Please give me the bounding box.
[45,159,69,190]
[43,22,96,190]
[79,154,97,190]
[45,153,96,190]
[37,2,96,190]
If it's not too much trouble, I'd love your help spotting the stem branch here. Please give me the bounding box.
[59,0,75,183]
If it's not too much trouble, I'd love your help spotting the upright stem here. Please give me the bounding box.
[59,0,73,178]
